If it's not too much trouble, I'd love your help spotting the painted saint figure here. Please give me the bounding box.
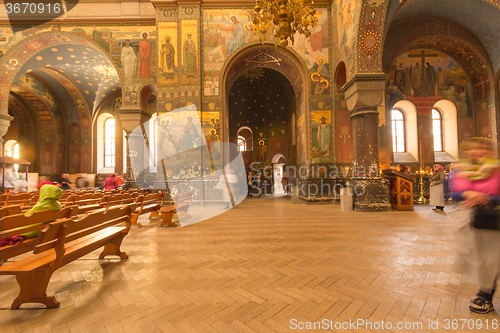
[317,116,330,155]
[121,39,137,85]
[183,116,198,149]
[204,72,215,96]
[161,36,175,76]
[411,62,422,96]
[139,32,152,79]
[425,62,437,97]
[183,33,197,78]
[218,15,245,55]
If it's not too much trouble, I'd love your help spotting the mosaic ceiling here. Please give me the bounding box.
[11,43,120,114]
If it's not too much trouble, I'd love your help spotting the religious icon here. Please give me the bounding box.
[183,116,198,149]
[139,31,152,79]
[121,39,137,85]
[160,36,175,76]
[183,33,197,78]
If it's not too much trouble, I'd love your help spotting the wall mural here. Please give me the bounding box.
[0,25,156,87]
[158,22,178,86]
[334,0,361,79]
[389,49,473,119]
[181,20,199,85]
[203,8,330,96]
[296,113,306,166]
[311,110,333,164]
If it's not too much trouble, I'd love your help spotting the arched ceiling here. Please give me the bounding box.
[387,0,500,72]
[13,42,120,115]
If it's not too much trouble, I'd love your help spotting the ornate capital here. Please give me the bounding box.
[117,106,151,134]
[0,112,14,140]
[342,74,388,113]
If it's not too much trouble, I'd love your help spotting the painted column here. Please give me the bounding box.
[343,74,390,210]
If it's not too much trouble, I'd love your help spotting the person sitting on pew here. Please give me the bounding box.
[21,184,63,238]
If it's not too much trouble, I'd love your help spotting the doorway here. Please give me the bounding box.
[272,154,286,195]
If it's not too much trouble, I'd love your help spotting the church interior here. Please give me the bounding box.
[1,0,500,330]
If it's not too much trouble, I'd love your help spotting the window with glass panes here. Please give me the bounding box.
[391,109,405,152]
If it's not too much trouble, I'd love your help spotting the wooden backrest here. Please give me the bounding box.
[142,192,165,205]
[34,203,137,254]
[173,191,193,205]
[0,206,78,240]
[0,205,24,218]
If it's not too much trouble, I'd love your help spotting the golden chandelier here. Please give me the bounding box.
[252,0,318,48]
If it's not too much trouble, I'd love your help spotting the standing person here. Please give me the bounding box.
[247,172,253,198]
[430,164,445,211]
[115,173,124,188]
[282,172,288,194]
[451,138,500,313]
[58,173,71,190]
[14,175,28,193]
[103,173,118,190]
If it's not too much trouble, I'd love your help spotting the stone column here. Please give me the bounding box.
[117,106,151,189]
[343,74,390,211]
[0,113,14,156]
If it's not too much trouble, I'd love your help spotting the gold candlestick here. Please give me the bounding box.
[415,170,429,204]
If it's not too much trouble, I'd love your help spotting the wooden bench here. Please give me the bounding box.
[131,192,165,228]
[158,191,193,227]
[0,206,79,263]
[0,204,24,218]
[0,203,136,309]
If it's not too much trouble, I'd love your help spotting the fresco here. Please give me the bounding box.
[181,20,199,85]
[290,8,330,96]
[334,0,361,78]
[296,113,306,166]
[311,110,333,164]
[158,22,178,86]
[390,49,473,119]
[0,25,156,87]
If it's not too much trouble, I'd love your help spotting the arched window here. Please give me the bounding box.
[432,109,443,152]
[104,118,115,167]
[237,127,253,152]
[4,140,19,158]
[391,109,406,153]
[237,136,246,152]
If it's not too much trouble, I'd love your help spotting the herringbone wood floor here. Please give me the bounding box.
[1,196,499,332]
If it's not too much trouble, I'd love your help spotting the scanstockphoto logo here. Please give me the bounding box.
[3,1,79,33]
[129,105,247,227]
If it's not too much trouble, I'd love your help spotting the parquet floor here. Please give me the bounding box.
[1,196,499,332]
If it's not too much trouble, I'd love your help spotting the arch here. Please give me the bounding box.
[433,99,458,160]
[96,112,115,173]
[392,100,418,162]
[221,43,310,165]
[334,62,347,93]
[0,31,123,117]
[4,139,19,157]
[237,126,253,151]
[271,154,286,164]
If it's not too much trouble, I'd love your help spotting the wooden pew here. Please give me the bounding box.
[0,205,24,218]
[157,191,193,227]
[130,192,165,228]
[0,203,136,309]
[0,206,78,263]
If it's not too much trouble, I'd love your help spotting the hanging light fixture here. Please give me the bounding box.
[252,0,318,48]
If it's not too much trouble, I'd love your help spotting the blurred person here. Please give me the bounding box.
[103,173,118,190]
[247,172,253,198]
[397,163,411,176]
[58,173,71,190]
[116,173,124,188]
[430,164,445,211]
[14,175,28,193]
[75,173,89,189]
[22,184,63,238]
[37,176,55,190]
[451,138,500,313]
